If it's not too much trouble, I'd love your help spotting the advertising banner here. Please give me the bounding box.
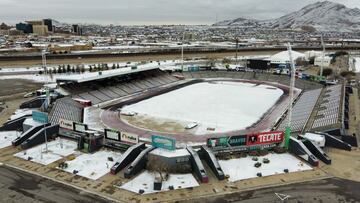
[59,119,73,130]
[32,111,48,123]
[73,122,87,133]
[246,131,284,146]
[228,135,247,147]
[151,135,176,151]
[208,135,247,147]
[120,132,139,144]
[105,129,121,141]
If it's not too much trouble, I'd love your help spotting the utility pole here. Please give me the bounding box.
[284,43,296,149]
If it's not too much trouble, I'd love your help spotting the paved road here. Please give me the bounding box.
[185,178,360,203]
[0,165,114,203]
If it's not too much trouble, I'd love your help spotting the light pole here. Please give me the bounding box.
[42,48,49,152]
[284,43,296,149]
[181,31,185,71]
[320,35,325,77]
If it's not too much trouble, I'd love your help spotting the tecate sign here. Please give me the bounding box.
[121,132,139,144]
[246,131,284,146]
[59,119,73,130]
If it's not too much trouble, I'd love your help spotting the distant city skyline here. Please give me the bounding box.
[0,0,359,25]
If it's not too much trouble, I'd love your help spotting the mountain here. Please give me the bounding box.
[214,1,360,32]
[213,17,260,27]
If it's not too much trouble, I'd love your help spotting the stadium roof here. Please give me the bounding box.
[56,62,160,83]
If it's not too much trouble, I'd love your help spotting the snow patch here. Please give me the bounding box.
[119,170,199,194]
[14,138,77,165]
[219,153,312,182]
[0,131,20,149]
[59,150,122,180]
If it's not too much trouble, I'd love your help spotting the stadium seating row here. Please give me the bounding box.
[277,88,322,132]
[49,97,84,125]
[61,70,180,105]
[311,85,342,129]
[173,71,323,91]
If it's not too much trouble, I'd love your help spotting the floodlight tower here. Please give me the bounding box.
[181,31,185,71]
[42,49,47,75]
[320,35,325,77]
[42,48,49,152]
[235,27,239,65]
[284,43,296,149]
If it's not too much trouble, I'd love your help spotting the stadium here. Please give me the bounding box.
[0,56,356,198]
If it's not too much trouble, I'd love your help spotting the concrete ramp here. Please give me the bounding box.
[200,146,224,180]
[187,146,208,183]
[12,123,50,146]
[289,137,319,167]
[320,132,352,151]
[110,142,145,175]
[0,116,29,131]
[302,139,331,165]
[20,125,60,149]
[124,146,155,179]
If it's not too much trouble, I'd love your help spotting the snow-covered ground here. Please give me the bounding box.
[14,138,77,165]
[120,170,199,194]
[0,131,20,149]
[121,81,283,135]
[59,150,122,180]
[219,153,312,182]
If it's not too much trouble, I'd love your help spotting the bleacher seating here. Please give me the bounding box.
[175,70,323,91]
[60,70,180,105]
[312,85,342,129]
[278,88,322,132]
[49,97,84,125]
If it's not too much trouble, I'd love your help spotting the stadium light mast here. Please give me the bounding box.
[235,27,239,65]
[42,48,49,152]
[284,43,296,149]
[320,35,325,77]
[181,30,185,71]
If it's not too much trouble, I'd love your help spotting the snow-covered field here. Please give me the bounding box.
[0,131,20,149]
[219,153,312,182]
[121,81,283,135]
[120,170,199,194]
[59,150,122,180]
[14,138,77,165]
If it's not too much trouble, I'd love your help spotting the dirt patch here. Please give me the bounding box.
[123,115,188,134]
[0,79,42,98]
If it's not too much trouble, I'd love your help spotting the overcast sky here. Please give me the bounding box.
[0,0,359,25]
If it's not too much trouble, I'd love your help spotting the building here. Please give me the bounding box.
[15,20,50,35]
[314,56,332,67]
[147,148,191,173]
[16,22,33,34]
[43,19,53,32]
[72,24,82,36]
[26,20,48,35]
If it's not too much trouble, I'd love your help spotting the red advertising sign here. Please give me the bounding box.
[246,131,284,146]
